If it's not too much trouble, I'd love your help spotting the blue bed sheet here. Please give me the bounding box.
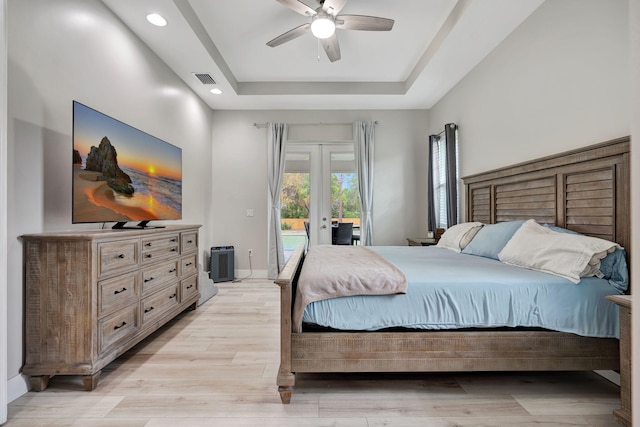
[302,246,622,338]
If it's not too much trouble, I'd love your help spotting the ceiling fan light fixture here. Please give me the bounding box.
[310,14,335,39]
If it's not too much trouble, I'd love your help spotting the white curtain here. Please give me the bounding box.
[267,123,288,279]
[429,134,447,229]
[354,121,375,246]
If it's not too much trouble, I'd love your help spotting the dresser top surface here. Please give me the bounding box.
[21,224,201,241]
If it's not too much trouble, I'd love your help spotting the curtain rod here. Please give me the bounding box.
[253,121,378,129]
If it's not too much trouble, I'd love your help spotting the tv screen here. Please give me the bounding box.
[72,101,182,228]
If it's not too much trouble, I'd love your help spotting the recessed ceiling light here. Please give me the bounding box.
[146,13,167,27]
[210,88,223,95]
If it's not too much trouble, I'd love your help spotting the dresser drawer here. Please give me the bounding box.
[181,274,198,301]
[142,283,180,325]
[141,234,179,264]
[180,254,198,278]
[98,303,139,355]
[98,272,139,317]
[98,239,139,277]
[141,260,179,296]
[181,231,198,254]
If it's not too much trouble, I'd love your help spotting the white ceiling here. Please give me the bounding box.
[101,0,545,110]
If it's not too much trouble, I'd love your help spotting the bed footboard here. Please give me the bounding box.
[274,244,305,404]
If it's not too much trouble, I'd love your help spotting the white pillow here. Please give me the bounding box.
[436,222,483,253]
[498,219,619,283]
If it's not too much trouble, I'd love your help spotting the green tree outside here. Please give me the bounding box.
[281,172,360,220]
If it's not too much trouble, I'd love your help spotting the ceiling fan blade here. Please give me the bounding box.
[336,15,394,31]
[321,0,349,15]
[321,33,341,62]
[275,0,317,16]
[266,23,311,47]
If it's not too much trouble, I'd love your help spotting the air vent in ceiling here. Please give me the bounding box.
[193,73,216,85]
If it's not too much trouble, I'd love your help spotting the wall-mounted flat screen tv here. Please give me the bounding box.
[72,101,182,229]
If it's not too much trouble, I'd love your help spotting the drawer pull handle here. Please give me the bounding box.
[187,239,193,244]
[113,321,127,330]
[145,242,152,247]
[171,238,177,242]
[144,306,154,313]
[145,254,153,259]
[114,287,127,294]
[186,284,194,290]
[169,268,177,273]
[117,254,125,259]
[169,293,177,299]
[171,248,177,252]
[186,262,193,267]
[144,277,154,283]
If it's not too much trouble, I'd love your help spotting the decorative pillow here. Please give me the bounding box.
[436,222,483,253]
[498,219,619,283]
[543,224,629,291]
[462,220,526,260]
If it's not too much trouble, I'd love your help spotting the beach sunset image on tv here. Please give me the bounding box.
[72,101,182,225]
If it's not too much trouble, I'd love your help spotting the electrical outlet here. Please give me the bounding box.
[248,249,253,257]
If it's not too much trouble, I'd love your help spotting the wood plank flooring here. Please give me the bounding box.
[6,279,623,426]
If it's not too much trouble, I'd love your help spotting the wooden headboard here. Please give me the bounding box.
[463,137,630,253]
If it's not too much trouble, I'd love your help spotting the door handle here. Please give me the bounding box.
[321,225,327,229]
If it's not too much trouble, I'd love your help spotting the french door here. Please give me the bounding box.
[281,142,359,250]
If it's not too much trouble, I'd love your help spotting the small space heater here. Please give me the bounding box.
[209,246,234,282]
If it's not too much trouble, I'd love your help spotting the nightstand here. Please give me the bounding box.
[406,237,437,246]
[606,294,631,427]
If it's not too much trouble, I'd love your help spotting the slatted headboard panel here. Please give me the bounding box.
[463,137,630,252]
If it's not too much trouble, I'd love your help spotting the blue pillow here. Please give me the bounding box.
[599,248,629,293]
[462,220,526,260]
[543,224,628,292]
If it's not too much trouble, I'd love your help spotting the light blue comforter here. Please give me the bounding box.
[302,246,622,338]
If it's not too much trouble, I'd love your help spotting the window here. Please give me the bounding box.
[428,124,459,230]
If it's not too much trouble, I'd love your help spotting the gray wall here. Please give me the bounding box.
[211,109,429,277]
[429,0,629,180]
[7,0,214,399]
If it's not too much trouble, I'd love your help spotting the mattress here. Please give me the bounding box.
[301,246,622,338]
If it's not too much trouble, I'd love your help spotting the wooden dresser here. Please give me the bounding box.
[21,225,201,391]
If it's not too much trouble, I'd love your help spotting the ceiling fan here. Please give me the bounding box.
[266,0,394,62]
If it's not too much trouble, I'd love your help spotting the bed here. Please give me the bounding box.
[274,136,630,404]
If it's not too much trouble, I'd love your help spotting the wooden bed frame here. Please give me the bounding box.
[274,136,630,404]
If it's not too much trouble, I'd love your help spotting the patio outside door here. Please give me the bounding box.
[280,143,360,256]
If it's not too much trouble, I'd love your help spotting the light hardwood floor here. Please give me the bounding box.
[7,279,623,426]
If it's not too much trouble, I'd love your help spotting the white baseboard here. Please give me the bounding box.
[232,269,269,281]
[8,373,28,403]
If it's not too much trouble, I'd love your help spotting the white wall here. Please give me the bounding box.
[629,0,640,422]
[429,0,629,181]
[6,0,214,400]
[211,110,429,276]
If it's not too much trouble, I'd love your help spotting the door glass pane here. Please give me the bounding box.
[330,152,360,245]
[281,153,310,260]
